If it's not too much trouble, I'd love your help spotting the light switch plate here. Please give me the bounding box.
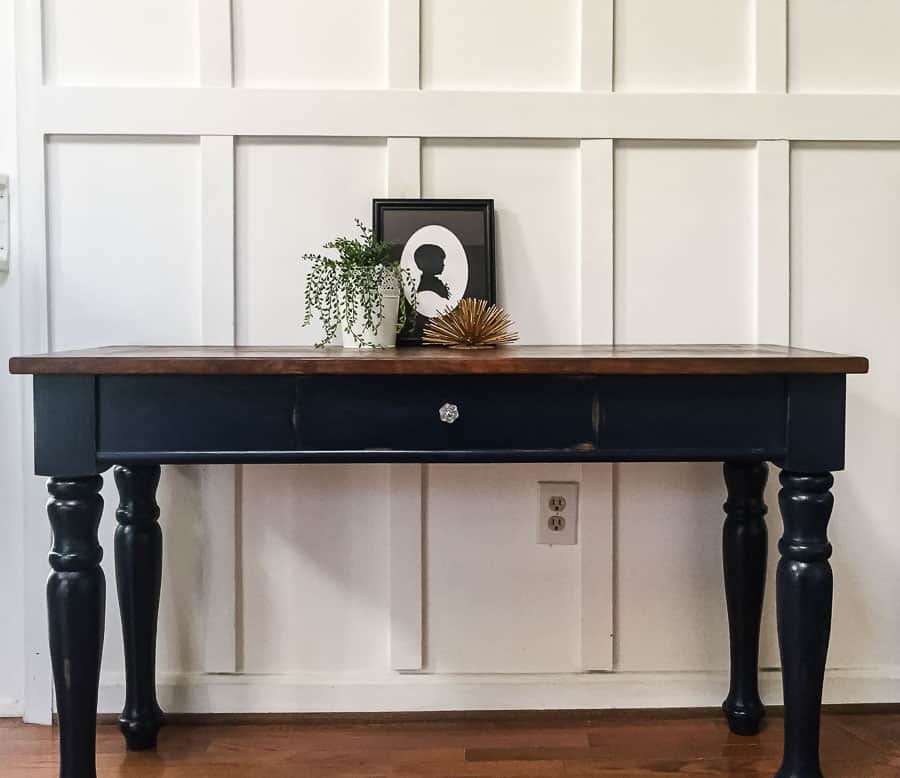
[537,481,579,545]
[0,175,8,272]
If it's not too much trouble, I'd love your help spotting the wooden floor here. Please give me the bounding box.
[2,709,899,777]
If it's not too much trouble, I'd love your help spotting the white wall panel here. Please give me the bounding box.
[614,142,756,344]
[43,0,196,86]
[421,0,579,90]
[422,140,580,344]
[235,138,387,346]
[233,0,387,88]
[614,141,756,671]
[240,465,391,672]
[614,0,753,92]
[46,137,202,349]
[426,465,583,673]
[235,137,390,673]
[615,464,729,671]
[421,140,584,671]
[789,1,900,93]
[45,136,206,675]
[791,143,900,668]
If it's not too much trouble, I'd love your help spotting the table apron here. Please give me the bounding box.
[31,373,847,475]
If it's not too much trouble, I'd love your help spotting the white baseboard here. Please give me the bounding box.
[94,668,900,716]
[0,698,23,717]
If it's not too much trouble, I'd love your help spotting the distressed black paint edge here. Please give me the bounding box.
[98,447,782,466]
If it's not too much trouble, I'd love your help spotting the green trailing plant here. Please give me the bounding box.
[302,219,415,348]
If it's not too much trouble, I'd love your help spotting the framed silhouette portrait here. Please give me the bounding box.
[373,199,496,345]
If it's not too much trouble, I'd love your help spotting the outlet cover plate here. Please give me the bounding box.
[537,481,578,545]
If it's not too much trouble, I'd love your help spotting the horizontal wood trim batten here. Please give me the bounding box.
[36,89,900,141]
[9,345,869,376]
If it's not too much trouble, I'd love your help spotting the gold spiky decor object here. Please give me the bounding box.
[423,298,519,349]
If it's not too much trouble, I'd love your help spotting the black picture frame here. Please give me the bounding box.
[373,198,496,345]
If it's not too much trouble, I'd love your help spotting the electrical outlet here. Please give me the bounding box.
[537,482,578,545]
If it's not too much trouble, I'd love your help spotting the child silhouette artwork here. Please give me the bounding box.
[415,243,452,300]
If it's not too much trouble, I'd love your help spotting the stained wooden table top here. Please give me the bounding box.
[9,344,868,376]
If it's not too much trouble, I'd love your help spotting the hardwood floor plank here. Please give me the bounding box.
[1,710,898,777]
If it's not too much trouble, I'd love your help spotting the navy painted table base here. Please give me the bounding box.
[13,346,864,778]
[46,461,834,778]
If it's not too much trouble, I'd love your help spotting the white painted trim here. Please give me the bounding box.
[15,0,52,726]
[198,0,234,88]
[387,137,421,198]
[579,139,614,345]
[198,136,239,673]
[386,135,424,672]
[389,465,424,671]
[0,699,24,718]
[580,0,614,92]
[35,89,900,140]
[198,467,239,673]
[200,136,236,344]
[95,667,900,714]
[579,465,614,671]
[577,141,615,671]
[199,136,238,673]
[755,0,788,94]
[197,0,238,674]
[387,0,420,90]
[755,140,790,345]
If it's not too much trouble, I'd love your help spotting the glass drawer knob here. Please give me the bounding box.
[439,403,460,424]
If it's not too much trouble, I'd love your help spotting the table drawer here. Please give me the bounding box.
[294,375,599,452]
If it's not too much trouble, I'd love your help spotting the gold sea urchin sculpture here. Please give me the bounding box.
[423,298,519,349]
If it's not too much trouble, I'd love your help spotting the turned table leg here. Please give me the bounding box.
[114,465,164,750]
[776,471,834,778]
[722,461,768,736]
[47,475,105,778]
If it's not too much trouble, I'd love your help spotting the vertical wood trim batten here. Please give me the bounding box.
[198,135,238,673]
[579,139,615,671]
[198,0,235,87]
[580,465,615,671]
[388,0,421,90]
[387,133,424,671]
[389,465,425,671]
[387,138,421,197]
[755,0,788,93]
[198,465,239,673]
[580,139,614,345]
[580,0,614,91]
[756,140,790,345]
[201,137,236,343]
[17,0,53,724]
[198,0,238,674]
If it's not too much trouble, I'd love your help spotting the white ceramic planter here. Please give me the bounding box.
[340,291,400,349]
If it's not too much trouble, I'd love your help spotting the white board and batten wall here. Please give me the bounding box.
[5,0,900,721]
[0,0,24,718]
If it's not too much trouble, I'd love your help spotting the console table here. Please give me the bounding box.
[9,344,869,778]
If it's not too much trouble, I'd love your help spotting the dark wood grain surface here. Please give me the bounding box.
[9,344,869,376]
